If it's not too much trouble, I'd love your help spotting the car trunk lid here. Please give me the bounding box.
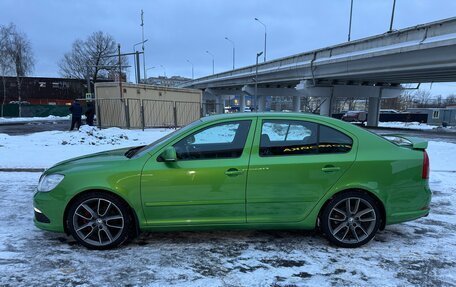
[381,134,428,150]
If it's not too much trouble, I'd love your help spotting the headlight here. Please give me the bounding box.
[37,174,65,192]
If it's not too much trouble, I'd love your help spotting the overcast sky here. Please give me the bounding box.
[1,0,455,96]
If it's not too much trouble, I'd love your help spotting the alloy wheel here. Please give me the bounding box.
[72,198,125,247]
[327,197,377,244]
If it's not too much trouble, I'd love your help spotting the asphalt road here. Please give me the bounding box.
[0,120,71,135]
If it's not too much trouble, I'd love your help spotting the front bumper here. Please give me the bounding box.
[33,190,66,233]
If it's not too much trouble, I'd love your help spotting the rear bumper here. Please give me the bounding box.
[386,184,432,225]
[388,208,430,225]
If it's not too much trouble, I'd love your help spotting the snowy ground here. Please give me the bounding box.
[0,126,456,286]
[378,121,438,130]
[0,125,174,169]
[377,121,456,132]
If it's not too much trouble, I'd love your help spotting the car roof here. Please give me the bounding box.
[201,112,365,134]
[201,112,345,124]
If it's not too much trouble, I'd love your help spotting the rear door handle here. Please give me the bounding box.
[225,168,244,177]
[321,166,341,172]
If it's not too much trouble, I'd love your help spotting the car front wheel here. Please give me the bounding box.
[67,192,133,249]
[321,191,381,248]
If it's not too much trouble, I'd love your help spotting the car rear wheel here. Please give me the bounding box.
[67,192,133,249]
[321,191,381,248]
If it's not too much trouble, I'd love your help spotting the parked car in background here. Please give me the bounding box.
[34,113,431,249]
[380,109,401,114]
[341,110,367,124]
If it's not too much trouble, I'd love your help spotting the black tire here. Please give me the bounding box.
[67,192,134,250]
[320,191,381,248]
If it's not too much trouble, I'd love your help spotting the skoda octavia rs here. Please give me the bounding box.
[34,113,431,249]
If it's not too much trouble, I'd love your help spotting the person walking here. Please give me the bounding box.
[69,100,82,130]
[85,101,95,126]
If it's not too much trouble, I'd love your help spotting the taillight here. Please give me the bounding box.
[422,151,430,179]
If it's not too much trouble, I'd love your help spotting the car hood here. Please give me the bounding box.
[47,147,135,172]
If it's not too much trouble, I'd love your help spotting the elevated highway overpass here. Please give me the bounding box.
[182,17,456,126]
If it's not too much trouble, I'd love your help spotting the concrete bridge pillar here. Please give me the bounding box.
[240,94,246,112]
[292,96,301,112]
[367,97,380,127]
[257,95,266,112]
[215,96,222,114]
[319,96,332,116]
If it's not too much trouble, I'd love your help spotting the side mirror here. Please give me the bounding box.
[160,146,177,162]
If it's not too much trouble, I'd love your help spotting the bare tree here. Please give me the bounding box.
[59,31,128,84]
[398,88,416,110]
[0,24,15,117]
[414,89,432,107]
[1,23,34,117]
[445,95,456,106]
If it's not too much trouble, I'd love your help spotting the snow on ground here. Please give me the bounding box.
[0,169,455,286]
[0,125,174,169]
[378,121,438,130]
[0,115,71,124]
[0,126,456,286]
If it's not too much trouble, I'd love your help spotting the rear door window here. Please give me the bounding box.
[260,119,353,156]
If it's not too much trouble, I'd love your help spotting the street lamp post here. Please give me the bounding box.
[186,59,194,79]
[140,9,147,82]
[389,0,397,32]
[206,50,215,75]
[224,37,235,70]
[255,51,263,111]
[159,65,166,77]
[348,0,354,41]
[133,39,148,83]
[254,18,267,62]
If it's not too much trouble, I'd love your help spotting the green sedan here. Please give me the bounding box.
[33,113,431,249]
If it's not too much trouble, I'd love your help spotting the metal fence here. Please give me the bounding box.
[96,99,225,129]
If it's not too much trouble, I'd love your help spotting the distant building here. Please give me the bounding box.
[144,76,191,87]
[0,76,87,105]
[407,107,456,126]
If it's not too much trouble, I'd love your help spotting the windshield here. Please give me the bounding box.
[131,119,203,158]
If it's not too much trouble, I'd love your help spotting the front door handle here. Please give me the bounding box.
[225,168,244,177]
[321,166,341,172]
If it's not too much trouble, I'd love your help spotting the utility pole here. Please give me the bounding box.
[118,44,123,99]
[141,9,146,82]
[255,51,263,111]
[133,39,148,83]
[135,51,141,84]
[389,0,397,32]
[86,66,91,94]
[348,0,354,41]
